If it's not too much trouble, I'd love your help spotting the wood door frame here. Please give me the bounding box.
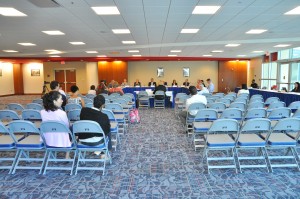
[53,68,76,92]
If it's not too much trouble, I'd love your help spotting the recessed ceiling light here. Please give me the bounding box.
[49,55,61,57]
[42,30,65,35]
[211,50,223,53]
[112,29,130,34]
[69,42,85,45]
[128,50,139,53]
[181,29,199,33]
[192,6,221,14]
[3,50,18,53]
[48,51,63,54]
[0,7,27,16]
[237,55,246,57]
[91,6,120,15]
[274,44,291,47]
[203,54,212,57]
[132,55,141,57]
[44,49,58,52]
[86,51,98,53]
[285,6,300,15]
[18,43,36,46]
[122,41,136,44]
[168,55,177,57]
[170,50,181,53]
[252,51,264,53]
[225,44,240,47]
[97,55,107,57]
[246,29,267,34]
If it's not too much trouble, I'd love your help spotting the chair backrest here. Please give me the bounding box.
[105,103,123,112]
[83,98,93,104]
[194,109,218,122]
[7,103,24,112]
[32,99,43,105]
[267,107,291,120]
[138,91,148,98]
[0,110,20,121]
[100,93,109,98]
[214,93,225,97]
[112,98,127,105]
[244,108,267,120]
[0,122,10,135]
[251,94,263,100]
[234,97,248,104]
[67,109,81,122]
[226,92,237,98]
[102,108,117,122]
[208,102,226,112]
[208,119,239,134]
[288,101,300,112]
[224,95,235,102]
[26,103,43,111]
[267,101,285,111]
[178,94,190,103]
[293,109,300,118]
[249,98,264,103]
[217,98,232,106]
[72,120,106,144]
[22,110,42,121]
[187,102,206,113]
[110,92,121,97]
[65,103,82,112]
[8,120,41,138]
[123,93,135,101]
[202,93,212,98]
[229,102,246,111]
[247,101,264,109]
[206,98,215,105]
[272,117,300,132]
[265,97,280,105]
[85,103,93,108]
[220,108,243,121]
[86,94,96,99]
[240,118,271,133]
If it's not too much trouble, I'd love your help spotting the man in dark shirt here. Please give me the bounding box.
[148,78,157,87]
[251,79,258,88]
[79,95,112,150]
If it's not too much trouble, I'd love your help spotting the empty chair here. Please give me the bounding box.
[206,98,215,106]
[293,109,300,118]
[40,121,77,175]
[83,98,93,104]
[217,98,232,107]
[214,93,225,97]
[72,120,112,175]
[244,108,267,120]
[267,107,291,120]
[247,101,264,109]
[21,109,42,128]
[7,103,24,115]
[85,103,93,108]
[86,94,96,100]
[229,102,246,112]
[102,109,119,151]
[234,97,248,104]
[249,97,264,103]
[105,103,127,134]
[235,118,271,173]
[224,95,235,102]
[186,102,207,134]
[67,109,81,123]
[208,102,226,113]
[0,110,20,125]
[202,93,212,98]
[154,90,165,109]
[265,97,280,106]
[65,103,82,112]
[266,101,286,112]
[26,103,43,111]
[288,101,300,113]
[260,118,300,172]
[137,91,150,109]
[9,120,45,174]
[204,119,239,173]
[220,108,243,122]
[175,94,189,113]
[110,92,121,97]
[32,99,43,105]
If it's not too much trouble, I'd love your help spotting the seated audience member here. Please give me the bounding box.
[108,82,124,95]
[41,91,71,158]
[179,86,207,124]
[291,82,300,92]
[68,85,85,107]
[108,80,115,88]
[88,85,97,95]
[79,95,112,150]
[50,81,67,109]
[198,84,209,95]
[148,78,157,87]
[251,79,258,88]
[172,79,178,87]
[206,78,215,93]
[153,81,167,100]
[200,80,206,87]
[271,85,278,91]
[134,79,141,87]
[183,79,190,87]
[238,84,249,95]
[196,79,201,90]
[97,82,109,95]
[121,79,129,87]
[59,86,66,96]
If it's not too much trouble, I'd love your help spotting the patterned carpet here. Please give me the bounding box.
[0,98,300,198]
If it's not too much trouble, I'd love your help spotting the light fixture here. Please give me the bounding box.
[122,41,136,44]
[132,55,141,57]
[252,51,264,53]
[170,50,181,53]
[86,51,98,53]
[18,43,36,46]
[237,55,246,57]
[44,49,58,52]
[3,50,18,53]
[69,42,85,45]
[225,44,240,47]
[274,44,291,47]
[285,6,300,15]
[91,6,120,15]
[181,29,199,33]
[97,55,107,57]
[168,55,177,57]
[211,50,223,53]
[192,6,221,14]
[246,29,267,34]
[49,55,61,57]
[203,54,212,57]
[128,50,139,53]
[112,29,130,34]
[0,7,27,16]
[48,51,63,54]
[42,30,65,35]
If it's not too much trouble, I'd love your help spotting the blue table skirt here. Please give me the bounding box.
[249,88,300,106]
[123,87,189,108]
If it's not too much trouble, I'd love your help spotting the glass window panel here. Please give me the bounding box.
[270,62,277,79]
[291,62,300,83]
[279,64,289,83]
[278,49,291,60]
[292,47,300,59]
[262,63,269,78]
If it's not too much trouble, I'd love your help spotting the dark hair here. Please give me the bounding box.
[50,81,59,90]
[90,85,95,90]
[206,78,211,81]
[42,91,61,111]
[295,82,300,87]
[70,85,79,93]
[242,84,247,90]
[189,86,198,95]
[93,95,105,108]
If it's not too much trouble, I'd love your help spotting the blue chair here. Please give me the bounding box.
[235,118,271,173]
[26,103,43,111]
[32,99,43,105]
[102,109,119,151]
[21,109,42,128]
[72,120,111,175]
[85,103,93,108]
[175,94,189,113]
[0,110,20,125]
[234,97,248,104]
[266,101,286,112]
[67,109,81,124]
[220,108,243,122]
[7,103,24,116]
[138,91,150,109]
[9,120,45,174]
[208,102,226,113]
[86,94,96,100]
[40,121,77,175]
[264,97,280,106]
[217,98,232,107]
[105,103,127,135]
[154,90,165,109]
[202,93,212,98]
[267,107,291,121]
[293,109,300,118]
[65,103,82,112]
[204,119,239,173]
[229,102,246,113]
[186,102,207,135]
[83,98,93,104]
[247,101,264,109]
[260,118,300,172]
[288,101,300,113]
[244,108,267,120]
[224,95,235,102]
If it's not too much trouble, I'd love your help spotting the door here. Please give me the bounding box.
[55,70,65,91]
[54,69,76,92]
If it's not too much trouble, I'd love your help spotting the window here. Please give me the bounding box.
[261,62,277,90]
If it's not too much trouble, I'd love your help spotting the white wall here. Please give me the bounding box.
[0,63,14,95]
[23,63,44,94]
[85,62,99,91]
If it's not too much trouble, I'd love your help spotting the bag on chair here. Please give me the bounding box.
[129,109,140,124]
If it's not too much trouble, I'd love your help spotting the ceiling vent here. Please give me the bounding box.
[28,0,60,7]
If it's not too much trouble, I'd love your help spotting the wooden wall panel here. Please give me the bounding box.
[218,61,248,93]
[13,64,24,94]
[97,61,128,85]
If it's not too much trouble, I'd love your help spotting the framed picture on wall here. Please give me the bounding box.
[183,67,189,77]
[157,67,164,77]
[0,68,2,77]
[31,69,40,76]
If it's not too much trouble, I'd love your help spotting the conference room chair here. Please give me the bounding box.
[174,94,189,114]
[185,102,206,135]
[249,97,264,104]
[21,109,42,128]
[204,119,239,174]
[65,103,82,112]
[214,93,225,98]
[266,101,286,112]
[234,97,248,104]
[85,94,96,100]
[208,102,226,114]
[260,118,300,172]
[154,90,165,109]
[101,108,120,151]
[234,118,271,173]
[26,103,43,111]
[288,101,300,113]
[202,93,212,98]
[228,102,246,113]
[6,103,24,116]
[9,120,45,174]
[0,110,20,125]
[105,103,127,134]
[267,107,291,121]
[238,93,249,99]
[83,98,93,104]
[85,102,93,108]
[247,101,264,109]
[217,98,232,107]
[193,109,218,151]
[72,120,112,175]
[223,95,235,102]
[219,108,243,124]
[293,109,300,118]
[226,92,237,98]
[32,99,43,105]
[40,121,77,175]
[264,97,280,107]
[244,108,267,121]
[123,93,136,108]
[100,93,109,98]
[67,109,81,124]
[110,93,121,98]
[137,91,150,109]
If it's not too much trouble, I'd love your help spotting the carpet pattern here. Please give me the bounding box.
[0,98,300,198]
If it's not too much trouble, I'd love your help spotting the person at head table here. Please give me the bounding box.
[291,82,300,93]
[121,78,129,87]
[134,79,141,87]
[183,79,190,87]
[171,79,178,87]
[148,78,157,87]
[251,79,258,88]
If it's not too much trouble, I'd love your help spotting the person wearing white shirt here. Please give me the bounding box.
[206,78,215,93]
[237,84,249,96]
[197,84,209,95]
[87,85,97,95]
